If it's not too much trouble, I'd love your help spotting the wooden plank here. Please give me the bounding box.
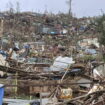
[0,65,28,74]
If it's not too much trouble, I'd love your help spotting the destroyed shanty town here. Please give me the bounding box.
[0,0,105,105]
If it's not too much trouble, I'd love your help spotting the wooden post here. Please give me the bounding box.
[15,72,18,99]
[30,86,32,100]
[40,93,42,105]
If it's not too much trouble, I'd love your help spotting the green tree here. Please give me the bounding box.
[96,15,105,61]
[96,15,105,45]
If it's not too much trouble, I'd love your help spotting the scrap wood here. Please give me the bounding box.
[71,63,85,68]
[2,79,105,89]
[21,63,50,67]
[78,90,88,93]
[75,100,84,104]
[92,100,105,105]
[80,74,94,81]
[48,64,74,99]
[3,80,93,87]
[0,65,28,74]
[84,95,97,105]
[60,90,105,105]
[0,64,50,74]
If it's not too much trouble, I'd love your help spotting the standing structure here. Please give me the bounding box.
[66,0,72,17]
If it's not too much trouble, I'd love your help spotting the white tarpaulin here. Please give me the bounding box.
[93,65,105,79]
[50,56,75,71]
[0,54,9,67]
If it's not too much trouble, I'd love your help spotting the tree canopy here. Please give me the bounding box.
[96,15,105,45]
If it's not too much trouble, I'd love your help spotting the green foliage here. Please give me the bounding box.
[81,55,95,61]
[96,15,105,45]
[80,55,103,62]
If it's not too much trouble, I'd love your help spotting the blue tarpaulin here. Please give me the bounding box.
[85,49,97,54]
[0,84,4,105]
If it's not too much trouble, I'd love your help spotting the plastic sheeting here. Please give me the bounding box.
[88,84,104,94]
[0,84,4,105]
[50,56,75,71]
[0,54,9,67]
[93,65,105,79]
[85,49,97,54]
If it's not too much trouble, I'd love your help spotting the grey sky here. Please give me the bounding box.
[0,0,104,17]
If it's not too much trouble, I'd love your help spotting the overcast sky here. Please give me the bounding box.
[0,0,105,17]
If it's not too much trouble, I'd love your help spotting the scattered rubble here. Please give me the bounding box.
[0,11,104,105]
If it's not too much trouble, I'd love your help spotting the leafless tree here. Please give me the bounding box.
[66,0,72,16]
[7,1,14,14]
[16,2,20,13]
